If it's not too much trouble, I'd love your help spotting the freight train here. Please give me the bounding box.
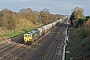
[24,19,62,44]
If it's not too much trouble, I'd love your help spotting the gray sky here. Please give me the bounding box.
[0,0,90,15]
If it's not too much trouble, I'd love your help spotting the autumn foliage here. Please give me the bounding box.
[70,7,90,28]
[84,18,90,28]
[0,8,62,31]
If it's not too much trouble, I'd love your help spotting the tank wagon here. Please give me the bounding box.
[59,19,63,23]
[24,20,61,44]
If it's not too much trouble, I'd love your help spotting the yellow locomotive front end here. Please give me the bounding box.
[24,34,32,43]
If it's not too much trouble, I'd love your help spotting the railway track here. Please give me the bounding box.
[28,23,66,60]
[17,25,58,60]
[0,22,66,60]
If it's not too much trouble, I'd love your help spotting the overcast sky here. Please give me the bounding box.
[0,0,90,15]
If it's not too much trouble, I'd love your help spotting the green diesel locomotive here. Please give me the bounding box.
[24,29,40,44]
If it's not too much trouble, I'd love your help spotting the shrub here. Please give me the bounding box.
[81,28,90,39]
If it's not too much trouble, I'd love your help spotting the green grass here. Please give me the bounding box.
[0,27,35,42]
[0,40,2,42]
[6,27,34,38]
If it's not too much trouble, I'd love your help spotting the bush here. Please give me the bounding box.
[72,20,79,28]
[81,28,90,39]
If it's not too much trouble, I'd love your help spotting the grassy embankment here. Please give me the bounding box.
[0,27,35,42]
[66,27,90,60]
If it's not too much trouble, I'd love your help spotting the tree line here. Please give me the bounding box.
[0,8,64,31]
[70,7,90,28]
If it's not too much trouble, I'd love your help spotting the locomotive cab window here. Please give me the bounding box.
[28,34,31,37]
[24,35,27,37]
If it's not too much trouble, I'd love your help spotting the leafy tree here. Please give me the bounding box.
[70,11,77,26]
[39,10,48,24]
[72,20,79,28]
[42,8,50,14]
[19,8,37,24]
[70,7,84,27]
[0,8,16,30]
[85,16,90,20]
[84,18,90,28]
[78,18,84,27]
[7,12,16,30]
[54,14,59,20]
